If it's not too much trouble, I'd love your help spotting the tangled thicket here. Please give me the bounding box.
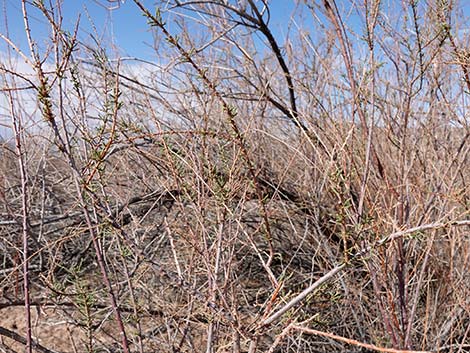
[0,1,469,352]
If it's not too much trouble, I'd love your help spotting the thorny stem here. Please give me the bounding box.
[133,0,278,286]
[8,86,32,353]
[260,219,470,328]
[321,0,388,182]
[18,2,131,351]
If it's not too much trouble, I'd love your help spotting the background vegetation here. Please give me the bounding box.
[1,0,469,352]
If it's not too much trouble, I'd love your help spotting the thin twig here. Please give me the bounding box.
[0,326,61,353]
[261,219,470,327]
[291,325,433,353]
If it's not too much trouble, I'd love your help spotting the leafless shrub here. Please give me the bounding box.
[0,0,469,352]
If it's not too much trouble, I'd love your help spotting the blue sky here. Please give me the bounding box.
[1,0,155,58]
[0,1,368,60]
[1,0,470,138]
[2,0,470,78]
[2,1,470,61]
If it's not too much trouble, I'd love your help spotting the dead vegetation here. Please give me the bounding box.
[0,0,469,352]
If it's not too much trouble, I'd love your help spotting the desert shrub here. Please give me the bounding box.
[0,1,469,352]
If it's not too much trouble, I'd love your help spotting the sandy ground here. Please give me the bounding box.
[0,305,116,353]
